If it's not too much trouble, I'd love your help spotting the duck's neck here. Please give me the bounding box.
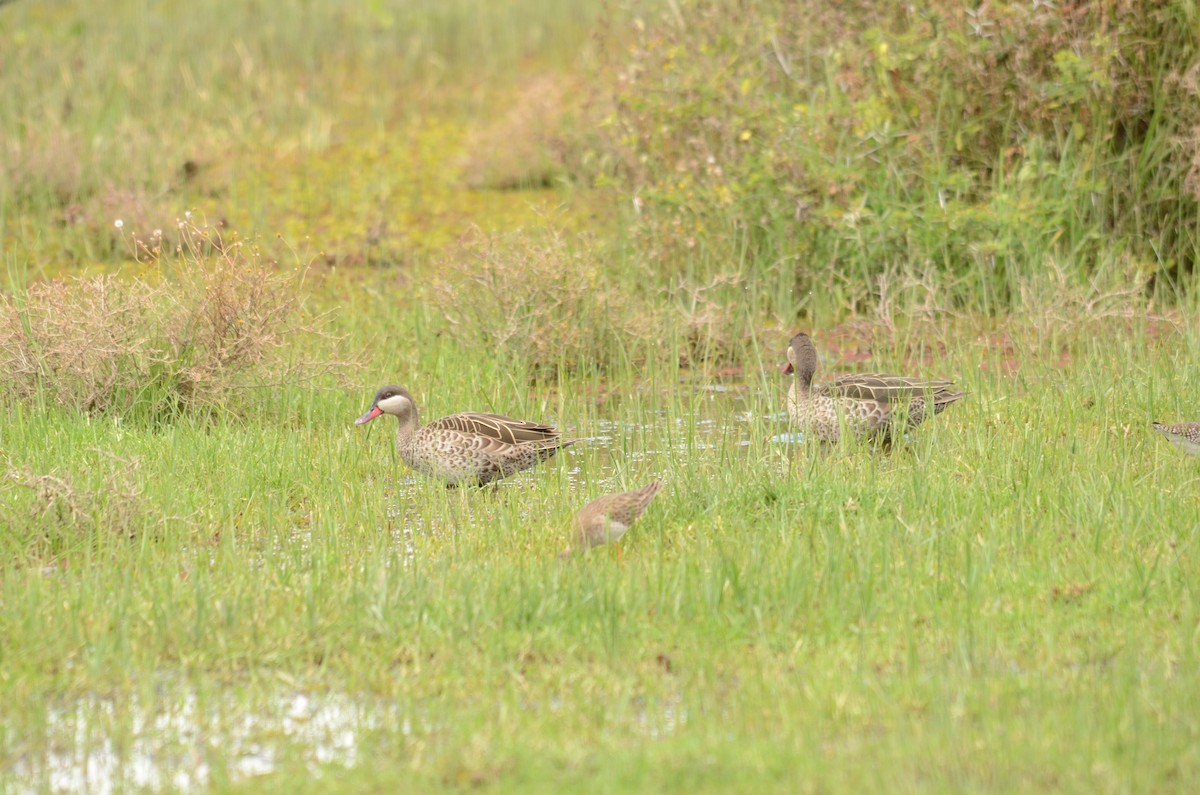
[793,363,815,399]
[791,340,818,398]
[394,408,419,443]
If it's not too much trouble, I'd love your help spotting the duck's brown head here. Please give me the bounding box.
[355,385,416,425]
[781,332,817,380]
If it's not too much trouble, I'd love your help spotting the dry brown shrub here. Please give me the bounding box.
[0,221,344,419]
[431,225,652,378]
[433,224,785,374]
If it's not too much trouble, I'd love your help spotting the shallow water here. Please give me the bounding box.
[11,684,690,793]
[11,689,401,794]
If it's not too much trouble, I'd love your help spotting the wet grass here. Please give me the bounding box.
[3,0,1200,792]
[3,314,1200,792]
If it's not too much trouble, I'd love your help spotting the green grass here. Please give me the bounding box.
[3,319,1200,792]
[3,0,1200,792]
[0,0,607,272]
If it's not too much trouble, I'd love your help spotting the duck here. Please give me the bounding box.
[355,385,578,486]
[561,479,664,557]
[1152,421,1200,457]
[782,332,965,444]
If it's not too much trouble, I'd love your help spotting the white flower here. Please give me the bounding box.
[114,219,124,229]
[153,229,162,238]
[184,211,192,219]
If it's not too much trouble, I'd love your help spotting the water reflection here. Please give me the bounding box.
[14,690,404,794]
[13,686,689,793]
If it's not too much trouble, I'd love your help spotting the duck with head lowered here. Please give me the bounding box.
[561,479,664,558]
[355,385,578,487]
[782,332,965,445]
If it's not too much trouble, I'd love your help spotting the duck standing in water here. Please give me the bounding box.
[561,479,664,557]
[355,385,577,487]
[782,332,965,445]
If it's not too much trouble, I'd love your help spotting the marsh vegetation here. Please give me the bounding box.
[2,1,1199,792]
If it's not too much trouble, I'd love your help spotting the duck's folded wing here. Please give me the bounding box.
[430,412,562,444]
[818,373,957,403]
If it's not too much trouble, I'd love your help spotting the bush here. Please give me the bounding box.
[0,221,341,420]
[592,0,1200,308]
[430,221,775,374]
[431,224,655,378]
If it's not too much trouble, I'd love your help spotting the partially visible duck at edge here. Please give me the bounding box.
[1152,421,1200,457]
